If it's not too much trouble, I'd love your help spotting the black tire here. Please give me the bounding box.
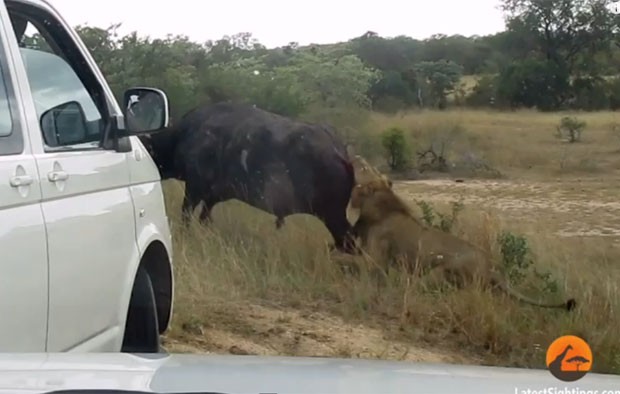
[121,266,161,353]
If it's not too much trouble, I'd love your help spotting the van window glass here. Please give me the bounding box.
[0,63,13,137]
[17,20,104,149]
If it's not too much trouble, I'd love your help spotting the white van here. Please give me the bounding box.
[0,0,174,352]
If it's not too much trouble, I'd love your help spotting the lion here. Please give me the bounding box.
[348,156,392,240]
[348,176,404,244]
[349,179,577,311]
[350,154,392,187]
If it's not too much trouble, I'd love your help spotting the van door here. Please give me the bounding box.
[7,5,137,351]
[0,3,48,351]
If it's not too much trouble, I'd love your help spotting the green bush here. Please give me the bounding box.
[415,200,464,233]
[556,116,586,143]
[497,231,558,293]
[380,127,411,171]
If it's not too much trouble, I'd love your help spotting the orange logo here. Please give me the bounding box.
[546,335,592,382]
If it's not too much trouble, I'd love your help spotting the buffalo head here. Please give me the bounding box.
[138,129,181,180]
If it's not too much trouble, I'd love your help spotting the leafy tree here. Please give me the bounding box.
[501,0,620,76]
[285,52,380,109]
[570,75,610,109]
[414,61,464,109]
[14,6,620,122]
[496,58,571,110]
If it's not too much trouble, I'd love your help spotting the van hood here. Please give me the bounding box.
[0,353,618,394]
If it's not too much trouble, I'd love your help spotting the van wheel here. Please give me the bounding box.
[121,266,161,353]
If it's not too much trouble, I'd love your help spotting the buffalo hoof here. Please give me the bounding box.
[336,259,361,277]
[330,241,361,255]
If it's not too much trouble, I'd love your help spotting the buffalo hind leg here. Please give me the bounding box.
[275,216,285,229]
[182,183,216,226]
[196,195,220,226]
[197,200,215,224]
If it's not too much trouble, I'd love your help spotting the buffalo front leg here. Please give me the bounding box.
[181,194,198,224]
[197,198,216,225]
[323,213,357,255]
[181,182,205,225]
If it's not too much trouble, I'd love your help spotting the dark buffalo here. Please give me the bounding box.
[140,102,357,252]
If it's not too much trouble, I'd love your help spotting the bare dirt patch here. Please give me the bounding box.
[395,178,620,240]
[164,302,473,364]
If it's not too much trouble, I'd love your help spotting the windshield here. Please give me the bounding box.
[4,0,620,389]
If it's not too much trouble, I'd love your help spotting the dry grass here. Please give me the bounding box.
[163,109,620,375]
[364,108,620,178]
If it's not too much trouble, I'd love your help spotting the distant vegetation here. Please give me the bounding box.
[19,0,620,125]
[19,0,619,179]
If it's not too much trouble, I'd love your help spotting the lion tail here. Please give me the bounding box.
[489,272,576,311]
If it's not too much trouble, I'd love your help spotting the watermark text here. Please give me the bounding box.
[515,388,620,394]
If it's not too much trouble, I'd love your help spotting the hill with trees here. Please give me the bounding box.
[21,0,620,120]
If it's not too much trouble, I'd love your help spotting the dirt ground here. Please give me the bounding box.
[163,301,475,364]
[164,175,619,364]
[394,177,620,240]
[342,176,620,248]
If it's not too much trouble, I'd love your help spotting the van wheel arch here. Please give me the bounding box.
[138,241,173,333]
[121,241,172,353]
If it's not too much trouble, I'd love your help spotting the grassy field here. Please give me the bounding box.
[161,108,620,374]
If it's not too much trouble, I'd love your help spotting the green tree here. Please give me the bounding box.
[285,52,380,109]
[31,15,617,116]
[501,0,620,76]
[496,58,571,110]
[414,61,464,109]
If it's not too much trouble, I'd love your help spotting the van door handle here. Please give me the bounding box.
[9,174,33,187]
[48,171,68,182]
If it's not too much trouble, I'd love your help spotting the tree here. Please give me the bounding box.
[29,15,616,117]
[414,60,464,109]
[285,52,380,110]
[501,0,620,76]
[566,355,591,371]
[496,58,571,110]
[204,61,307,117]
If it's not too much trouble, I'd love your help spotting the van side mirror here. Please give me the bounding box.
[40,100,88,147]
[123,87,170,134]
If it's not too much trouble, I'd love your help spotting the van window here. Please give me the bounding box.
[20,47,104,147]
[10,11,108,151]
[0,64,13,137]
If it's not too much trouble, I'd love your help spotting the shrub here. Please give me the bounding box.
[497,231,558,293]
[380,127,411,171]
[555,116,586,143]
[415,199,464,233]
